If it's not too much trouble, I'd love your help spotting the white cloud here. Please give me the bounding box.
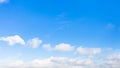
[27,38,42,48]
[106,53,120,60]
[0,51,120,68]
[0,35,42,48]
[0,0,8,3]
[1,53,120,68]
[0,35,25,46]
[100,53,120,68]
[43,43,74,52]
[76,47,101,57]
[54,43,74,51]
[1,57,95,68]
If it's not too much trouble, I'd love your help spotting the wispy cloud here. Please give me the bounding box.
[55,13,70,30]
[0,0,8,3]
[43,44,52,51]
[55,13,67,21]
[106,23,115,30]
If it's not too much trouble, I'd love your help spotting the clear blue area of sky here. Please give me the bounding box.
[0,0,120,59]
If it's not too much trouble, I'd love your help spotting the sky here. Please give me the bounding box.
[0,0,120,68]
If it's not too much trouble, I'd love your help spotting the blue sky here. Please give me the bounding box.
[0,0,120,68]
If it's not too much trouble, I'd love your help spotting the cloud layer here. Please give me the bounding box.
[0,35,120,68]
[1,53,120,68]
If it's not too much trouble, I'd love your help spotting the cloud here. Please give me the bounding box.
[43,44,52,51]
[9,60,24,67]
[43,43,75,52]
[55,13,66,21]
[0,47,120,68]
[75,47,101,57]
[1,57,95,68]
[54,43,74,51]
[0,35,25,46]
[27,38,42,48]
[1,52,120,68]
[100,53,120,68]
[0,35,42,48]
[106,53,120,60]
[0,0,8,3]
[106,23,115,30]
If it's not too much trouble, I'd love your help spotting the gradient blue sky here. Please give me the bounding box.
[0,0,120,68]
[0,0,120,47]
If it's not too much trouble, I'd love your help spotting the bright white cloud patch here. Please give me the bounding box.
[54,43,74,51]
[0,35,25,45]
[76,47,101,57]
[27,38,42,48]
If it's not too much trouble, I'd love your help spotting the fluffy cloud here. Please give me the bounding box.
[43,43,75,51]
[27,38,42,48]
[0,35,42,48]
[76,47,101,57]
[54,43,74,51]
[0,35,25,46]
